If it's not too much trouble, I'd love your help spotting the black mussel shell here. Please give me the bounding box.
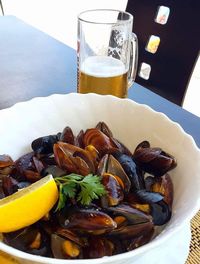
[2,176,18,196]
[133,147,177,177]
[135,189,164,204]
[57,206,117,232]
[135,141,150,151]
[96,122,113,138]
[75,130,85,148]
[31,134,59,155]
[112,152,144,190]
[127,227,154,251]
[107,203,152,225]
[150,200,171,225]
[60,126,75,145]
[83,237,114,259]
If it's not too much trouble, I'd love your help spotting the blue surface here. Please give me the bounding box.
[0,16,200,148]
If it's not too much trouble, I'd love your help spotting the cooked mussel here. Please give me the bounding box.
[98,154,131,193]
[135,189,164,204]
[83,128,116,155]
[83,237,114,258]
[127,227,154,251]
[57,207,117,234]
[107,203,152,225]
[75,130,84,148]
[95,122,132,156]
[0,154,14,168]
[112,152,145,190]
[101,173,124,207]
[55,228,86,247]
[4,226,38,251]
[13,152,41,182]
[0,155,14,179]
[32,134,60,156]
[133,145,177,177]
[96,121,113,138]
[107,203,153,239]
[4,226,51,256]
[59,126,75,145]
[53,142,95,175]
[51,234,81,259]
[2,176,18,196]
[1,122,177,259]
[150,174,174,208]
[134,189,171,225]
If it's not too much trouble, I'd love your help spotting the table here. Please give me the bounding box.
[0,15,200,263]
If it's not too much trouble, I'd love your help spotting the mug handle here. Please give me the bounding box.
[128,33,138,88]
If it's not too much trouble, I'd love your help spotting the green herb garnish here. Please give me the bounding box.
[54,174,106,211]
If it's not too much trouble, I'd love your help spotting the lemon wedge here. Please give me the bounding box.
[0,175,58,233]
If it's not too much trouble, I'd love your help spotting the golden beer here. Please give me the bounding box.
[78,56,128,98]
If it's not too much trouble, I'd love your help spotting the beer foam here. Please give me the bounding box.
[80,56,127,77]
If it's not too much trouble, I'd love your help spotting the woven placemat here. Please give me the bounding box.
[186,210,200,264]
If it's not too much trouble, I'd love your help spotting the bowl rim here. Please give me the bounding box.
[0,93,200,263]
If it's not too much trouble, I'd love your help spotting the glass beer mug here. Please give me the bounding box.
[77,9,138,98]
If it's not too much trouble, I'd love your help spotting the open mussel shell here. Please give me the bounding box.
[4,226,38,251]
[95,122,132,156]
[112,152,145,190]
[150,174,174,208]
[51,234,67,259]
[83,128,116,155]
[106,203,153,239]
[51,234,81,259]
[108,221,154,239]
[85,145,100,166]
[133,146,177,177]
[53,142,94,175]
[101,172,124,207]
[107,203,152,225]
[4,226,51,256]
[27,230,52,257]
[98,154,131,193]
[55,228,86,247]
[133,189,172,225]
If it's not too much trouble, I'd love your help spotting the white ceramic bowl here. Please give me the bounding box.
[0,93,200,264]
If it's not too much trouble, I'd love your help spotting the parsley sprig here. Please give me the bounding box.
[54,174,106,211]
